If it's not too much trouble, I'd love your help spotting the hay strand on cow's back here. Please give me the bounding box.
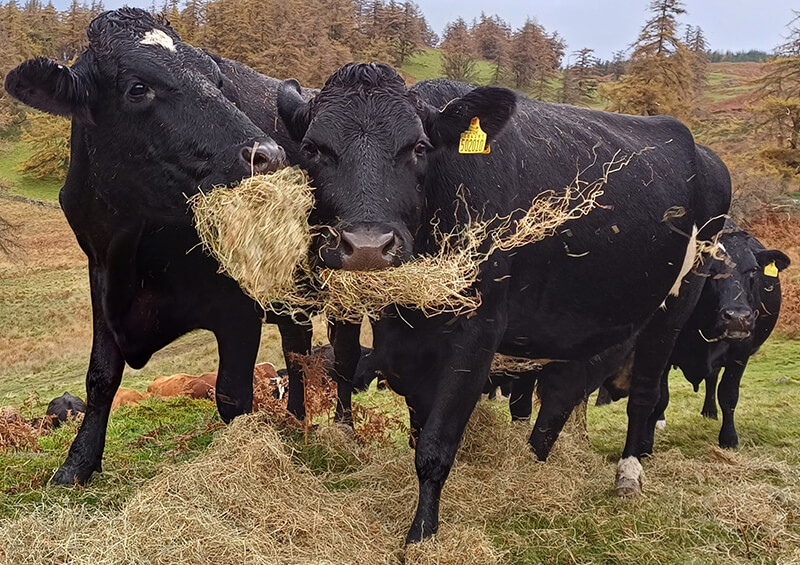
[190,167,314,309]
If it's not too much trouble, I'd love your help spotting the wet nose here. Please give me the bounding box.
[240,141,286,174]
[339,228,399,271]
[722,308,753,329]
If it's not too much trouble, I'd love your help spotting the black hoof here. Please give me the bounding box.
[701,409,718,420]
[719,433,738,450]
[51,463,98,486]
[405,520,436,545]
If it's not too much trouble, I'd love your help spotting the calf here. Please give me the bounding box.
[277,63,730,542]
[46,393,87,427]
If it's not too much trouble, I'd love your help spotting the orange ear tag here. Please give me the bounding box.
[458,117,491,155]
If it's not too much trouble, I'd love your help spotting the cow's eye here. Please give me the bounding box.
[413,141,429,157]
[127,82,150,100]
[301,141,319,158]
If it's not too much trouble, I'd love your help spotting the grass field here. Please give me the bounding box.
[1,61,799,563]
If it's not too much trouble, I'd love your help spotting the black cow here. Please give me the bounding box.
[3,9,324,485]
[276,63,730,543]
[667,222,790,447]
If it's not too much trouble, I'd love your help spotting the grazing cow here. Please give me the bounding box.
[3,8,330,486]
[667,222,790,447]
[277,63,730,542]
[46,393,87,427]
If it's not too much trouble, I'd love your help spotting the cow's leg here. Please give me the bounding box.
[641,364,671,453]
[595,385,613,406]
[52,271,124,485]
[277,318,313,421]
[701,368,721,420]
[406,329,498,544]
[509,371,536,421]
[214,315,262,423]
[328,320,362,425]
[717,361,746,449]
[528,366,586,460]
[615,324,679,497]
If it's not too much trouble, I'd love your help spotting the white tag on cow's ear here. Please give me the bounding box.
[764,261,778,277]
[458,117,491,155]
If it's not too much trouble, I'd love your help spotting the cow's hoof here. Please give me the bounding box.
[719,433,739,450]
[614,456,643,497]
[405,521,436,545]
[51,463,97,486]
[655,418,667,430]
[701,409,718,420]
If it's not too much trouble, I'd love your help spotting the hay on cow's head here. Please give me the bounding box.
[191,167,314,310]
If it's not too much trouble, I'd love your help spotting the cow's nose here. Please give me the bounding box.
[339,228,398,271]
[240,141,286,174]
[722,308,753,328]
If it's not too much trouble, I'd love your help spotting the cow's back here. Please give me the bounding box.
[411,79,731,359]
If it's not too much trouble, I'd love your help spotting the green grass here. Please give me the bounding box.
[0,140,62,202]
[402,49,501,85]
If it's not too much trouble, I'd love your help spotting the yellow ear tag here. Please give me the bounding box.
[764,261,779,277]
[458,117,491,155]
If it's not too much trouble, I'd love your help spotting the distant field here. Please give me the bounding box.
[0,140,61,202]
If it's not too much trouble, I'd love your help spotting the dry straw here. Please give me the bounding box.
[191,167,314,308]
[193,150,645,321]
[2,404,798,564]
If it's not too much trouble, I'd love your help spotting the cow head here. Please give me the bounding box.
[705,231,790,340]
[4,8,284,222]
[277,63,516,270]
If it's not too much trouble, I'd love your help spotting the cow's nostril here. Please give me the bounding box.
[241,142,285,174]
[339,229,398,271]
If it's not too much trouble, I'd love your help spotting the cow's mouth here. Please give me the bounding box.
[723,329,751,341]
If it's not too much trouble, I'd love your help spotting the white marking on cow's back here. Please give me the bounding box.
[668,224,699,297]
[141,29,176,51]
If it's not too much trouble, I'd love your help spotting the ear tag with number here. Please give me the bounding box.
[764,261,779,277]
[458,117,491,155]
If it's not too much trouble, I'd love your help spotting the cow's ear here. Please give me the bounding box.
[755,249,791,272]
[426,87,516,149]
[277,79,311,142]
[4,58,92,121]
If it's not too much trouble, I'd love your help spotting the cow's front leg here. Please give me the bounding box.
[717,361,746,449]
[509,370,537,421]
[701,368,721,420]
[328,320,362,426]
[52,270,124,485]
[214,315,262,423]
[276,318,313,421]
[406,326,500,544]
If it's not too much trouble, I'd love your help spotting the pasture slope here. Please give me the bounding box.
[1,61,800,563]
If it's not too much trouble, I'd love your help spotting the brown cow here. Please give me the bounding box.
[111,388,148,411]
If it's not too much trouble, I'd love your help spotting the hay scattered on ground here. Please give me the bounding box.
[191,167,314,308]
[1,403,799,564]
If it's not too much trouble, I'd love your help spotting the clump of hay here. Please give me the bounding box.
[191,167,314,307]
[490,354,544,374]
[192,151,642,321]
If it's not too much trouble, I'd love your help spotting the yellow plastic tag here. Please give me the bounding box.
[458,117,491,155]
[764,261,779,277]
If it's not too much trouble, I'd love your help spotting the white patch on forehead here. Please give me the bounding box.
[141,29,176,51]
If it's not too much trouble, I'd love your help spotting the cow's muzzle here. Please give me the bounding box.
[239,140,286,175]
